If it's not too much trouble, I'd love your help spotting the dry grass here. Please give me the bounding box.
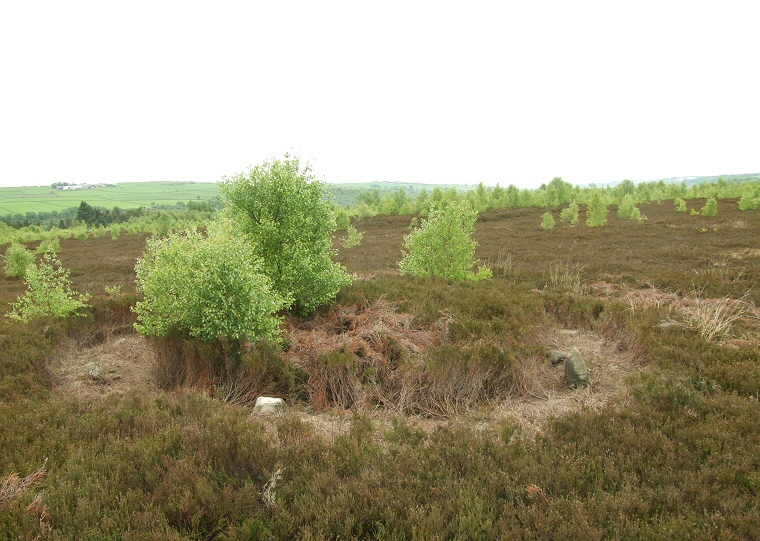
[52,334,157,400]
[548,262,587,295]
[496,327,642,440]
[589,280,760,345]
[283,298,442,412]
[0,460,47,507]
[620,284,680,314]
[679,293,757,343]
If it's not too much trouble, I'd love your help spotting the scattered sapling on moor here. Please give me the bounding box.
[399,201,492,281]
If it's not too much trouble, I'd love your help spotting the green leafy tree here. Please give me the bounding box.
[3,243,35,278]
[340,225,363,248]
[334,207,351,230]
[612,179,636,199]
[585,191,609,227]
[675,198,688,212]
[7,247,90,322]
[617,194,647,221]
[546,177,573,206]
[738,194,758,211]
[399,202,492,281]
[35,238,61,255]
[221,156,352,314]
[560,202,580,226]
[540,212,555,231]
[701,197,718,217]
[133,225,284,341]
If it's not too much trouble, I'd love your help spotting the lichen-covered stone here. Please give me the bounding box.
[548,349,567,366]
[86,362,104,382]
[565,348,589,387]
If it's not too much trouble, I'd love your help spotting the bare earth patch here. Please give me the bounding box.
[52,334,157,400]
[494,326,643,440]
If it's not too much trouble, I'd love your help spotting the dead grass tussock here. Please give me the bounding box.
[0,460,47,507]
[621,284,680,313]
[283,298,550,417]
[593,282,760,345]
[283,298,443,412]
[548,262,588,295]
[679,293,758,343]
[724,247,760,261]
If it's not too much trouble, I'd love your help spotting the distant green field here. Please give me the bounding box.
[0,180,473,215]
[0,182,220,215]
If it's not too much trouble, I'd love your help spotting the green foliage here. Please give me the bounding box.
[616,194,635,219]
[545,177,574,206]
[104,284,122,297]
[334,207,351,230]
[133,225,284,341]
[7,247,90,322]
[540,211,555,231]
[340,224,363,248]
[221,156,352,314]
[701,197,718,217]
[585,190,608,227]
[675,197,688,212]
[560,202,580,226]
[399,202,492,281]
[738,194,758,211]
[3,243,35,278]
[35,237,61,254]
[618,194,647,221]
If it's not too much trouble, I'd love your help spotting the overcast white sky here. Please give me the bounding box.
[1,1,758,189]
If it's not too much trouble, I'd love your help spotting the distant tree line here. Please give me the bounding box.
[0,199,219,230]
[346,176,760,218]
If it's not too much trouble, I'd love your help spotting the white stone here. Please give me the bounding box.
[254,396,286,414]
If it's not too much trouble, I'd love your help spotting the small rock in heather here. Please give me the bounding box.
[548,349,568,366]
[565,348,589,388]
[254,396,287,414]
[86,362,105,382]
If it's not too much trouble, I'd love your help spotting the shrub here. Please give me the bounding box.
[540,212,555,231]
[35,238,60,255]
[585,191,608,227]
[560,202,579,226]
[334,207,351,230]
[738,194,758,211]
[221,156,352,314]
[700,197,718,217]
[7,247,90,322]
[618,194,647,221]
[399,202,492,281]
[340,225,363,248]
[3,243,35,278]
[675,198,688,212]
[133,224,285,342]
